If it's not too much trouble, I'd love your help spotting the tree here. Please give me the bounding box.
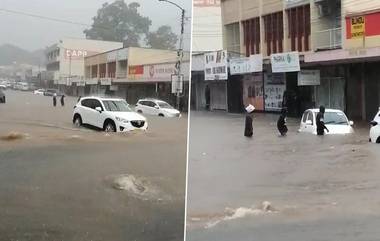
[146,25,178,50]
[84,1,151,47]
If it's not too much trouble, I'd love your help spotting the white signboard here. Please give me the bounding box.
[125,62,189,83]
[145,63,176,79]
[100,79,112,86]
[204,50,228,80]
[230,54,263,75]
[271,52,300,73]
[66,79,72,86]
[86,79,98,85]
[298,70,320,86]
[110,85,119,91]
[171,74,184,94]
[76,81,86,87]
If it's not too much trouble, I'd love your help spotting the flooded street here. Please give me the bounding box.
[187,111,380,241]
[0,90,187,241]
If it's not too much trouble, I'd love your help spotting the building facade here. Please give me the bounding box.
[192,0,223,52]
[206,0,380,120]
[45,38,123,92]
[83,47,190,111]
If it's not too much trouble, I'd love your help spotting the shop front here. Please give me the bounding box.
[204,50,229,111]
[229,54,264,112]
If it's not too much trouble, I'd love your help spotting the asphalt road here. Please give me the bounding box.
[0,90,188,241]
[186,111,380,241]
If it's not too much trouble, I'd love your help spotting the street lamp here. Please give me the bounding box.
[158,0,185,110]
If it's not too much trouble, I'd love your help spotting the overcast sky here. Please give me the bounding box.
[0,0,192,51]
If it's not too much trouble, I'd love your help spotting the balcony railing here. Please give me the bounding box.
[314,27,342,51]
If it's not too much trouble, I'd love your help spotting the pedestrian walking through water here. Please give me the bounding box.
[53,93,57,107]
[277,108,288,136]
[60,95,65,106]
[316,105,329,135]
[244,104,255,138]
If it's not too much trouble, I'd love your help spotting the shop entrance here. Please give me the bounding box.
[285,72,315,117]
[227,75,244,113]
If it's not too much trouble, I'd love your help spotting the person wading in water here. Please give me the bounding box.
[316,105,329,135]
[277,108,288,136]
[53,93,57,107]
[60,95,65,106]
[244,104,255,138]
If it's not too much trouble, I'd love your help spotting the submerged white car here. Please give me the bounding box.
[34,89,45,95]
[135,98,181,117]
[299,109,354,135]
[73,97,148,132]
[369,108,380,143]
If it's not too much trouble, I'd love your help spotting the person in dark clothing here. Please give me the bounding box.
[316,105,329,135]
[244,104,255,138]
[205,86,210,110]
[53,93,57,107]
[60,95,65,106]
[277,108,288,136]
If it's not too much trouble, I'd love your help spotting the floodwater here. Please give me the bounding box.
[187,111,380,241]
[0,90,188,241]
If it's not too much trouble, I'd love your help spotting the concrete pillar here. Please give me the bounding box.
[361,63,366,120]
[106,62,109,78]
[116,60,120,79]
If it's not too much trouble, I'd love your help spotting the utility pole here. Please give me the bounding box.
[158,0,185,110]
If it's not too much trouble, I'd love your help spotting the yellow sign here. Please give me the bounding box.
[351,16,365,38]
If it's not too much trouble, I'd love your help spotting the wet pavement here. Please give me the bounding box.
[187,111,380,241]
[0,90,187,241]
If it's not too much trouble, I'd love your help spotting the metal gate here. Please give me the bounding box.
[316,77,345,111]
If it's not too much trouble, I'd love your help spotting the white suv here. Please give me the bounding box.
[135,98,181,117]
[370,108,380,143]
[73,97,148,132]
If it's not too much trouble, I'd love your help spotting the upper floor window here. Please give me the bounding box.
[263,11,284,56]
[225,23,240,54]
[242,17,260,56]
[286,4,311,52]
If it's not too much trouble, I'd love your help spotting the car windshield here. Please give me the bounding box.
[158,101,173,109]
[103,100,132,112]
[324,112,348,125]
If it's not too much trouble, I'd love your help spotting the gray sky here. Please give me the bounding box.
[0,0,192,51]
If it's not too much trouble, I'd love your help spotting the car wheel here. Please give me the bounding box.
[104,121,116,132]
[158,113,165,117]
[376,136,380,144]
[137,110,142,113]
[73,115,82,127]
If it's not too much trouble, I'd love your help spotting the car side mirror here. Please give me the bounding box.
[370,120,378,126]
[155,106,159,109]
[349,120,354,126]
[305,120,312,125]
[95,107,102,112]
